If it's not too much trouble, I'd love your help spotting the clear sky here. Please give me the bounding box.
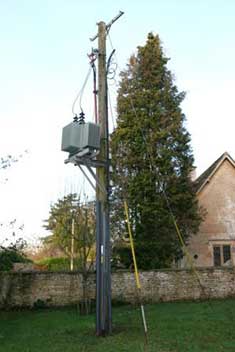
[0,0,235,245]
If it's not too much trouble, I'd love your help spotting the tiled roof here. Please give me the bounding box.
[194,152,235,193]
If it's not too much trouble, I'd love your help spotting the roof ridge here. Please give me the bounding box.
[194,152,235,193]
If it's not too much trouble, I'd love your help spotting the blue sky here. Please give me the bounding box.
[0,0,235,244]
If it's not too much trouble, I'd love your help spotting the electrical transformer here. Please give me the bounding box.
[61,121,100,156]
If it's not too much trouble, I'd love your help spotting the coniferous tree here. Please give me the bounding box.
[111,33,202,269]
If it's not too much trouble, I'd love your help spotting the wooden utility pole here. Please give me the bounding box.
[90,11,123,336]
[96,20,112,336]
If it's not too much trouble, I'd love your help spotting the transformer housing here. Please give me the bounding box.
[61,122,100,156]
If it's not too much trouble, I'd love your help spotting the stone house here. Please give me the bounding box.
[185,152,235,267]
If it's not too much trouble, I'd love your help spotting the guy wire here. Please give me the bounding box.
[107,34,149,348]
[126,85,211,300]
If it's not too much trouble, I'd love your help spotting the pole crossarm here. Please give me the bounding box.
[65,154,107,168]
[90,11,124,41]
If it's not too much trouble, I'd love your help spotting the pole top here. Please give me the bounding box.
[90,11,124,42]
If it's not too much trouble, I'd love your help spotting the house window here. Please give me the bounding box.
[213,246,221,266]
[223,245,231,263]
[213,245,231,266]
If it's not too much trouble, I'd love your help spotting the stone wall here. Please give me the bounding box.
[1,268,235,308]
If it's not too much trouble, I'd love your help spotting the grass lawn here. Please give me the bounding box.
[0,299,235,351]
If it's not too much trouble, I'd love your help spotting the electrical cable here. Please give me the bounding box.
[108,88,116,130]
[88,51,98,124]
[106,33,120,129]
[107,50,117,132]
[107,33,119,86]
[92,63,98,124]
[107,49,117,81]
[71,66,92,117]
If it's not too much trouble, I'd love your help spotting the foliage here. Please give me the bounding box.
[111,245,132,270]
[0,155,18,171]
[36,257,82,271]
[44,193,95,266]
[0,152,27,183]
[0,238,31,271]
[111,33,202,269]
[44,193,96,313]
[1,300,235,351]
[0,153,29,266]
[33,299,47,309]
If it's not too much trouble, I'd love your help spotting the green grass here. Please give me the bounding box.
[1,299,235,351]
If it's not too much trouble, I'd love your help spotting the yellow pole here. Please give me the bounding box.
[124,201,141,289]
[124,200,148,340]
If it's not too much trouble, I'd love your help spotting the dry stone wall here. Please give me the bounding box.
[1,268,235,308]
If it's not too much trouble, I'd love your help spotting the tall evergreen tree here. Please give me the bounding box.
[111,33,202,269]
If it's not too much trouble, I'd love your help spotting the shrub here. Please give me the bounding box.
[0,247,31,271]
[36,257,82,271]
